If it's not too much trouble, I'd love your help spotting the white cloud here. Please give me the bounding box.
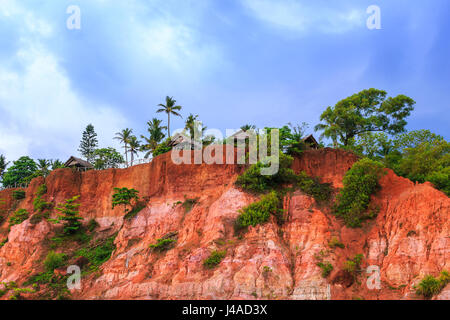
[0,1,128,162]
[241,0,364,35]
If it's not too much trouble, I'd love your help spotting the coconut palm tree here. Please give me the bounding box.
[114,128,133,166]
[141,118,167,158]
[37,159,51,177]
[128,136,141,166]
[156,96,182,137]
[240,124,256,132]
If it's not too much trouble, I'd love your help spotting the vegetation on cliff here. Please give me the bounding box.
[334,158,386,227]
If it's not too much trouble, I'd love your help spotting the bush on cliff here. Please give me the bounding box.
[334,158,386,227]
[54,195,83,235]
[152,138,173,157]
[203,250,226,269]
[416,271,450,298]
[296,171,332,202]
[9,208,29,226]
[112,187,140,214]
[44,251,67,272]
[12,190,26,200]
[235,191,283,230]
[235,153,298,193]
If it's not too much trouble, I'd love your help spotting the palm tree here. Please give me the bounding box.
[37,159,51,177]
[128,136,141,166]
[240,124,256,132]
[156,96,182,137]
[141,118,167,158]
[114,128,133,166]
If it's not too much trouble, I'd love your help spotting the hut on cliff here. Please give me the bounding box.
[64,156,94,170]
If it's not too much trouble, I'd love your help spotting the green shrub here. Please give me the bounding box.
[55,196,83,235]
[153,139,173,157]
[317,262,334,278]
[12,190,26,200]
[112,187,139,213]
[124,203,145,220]
[36,184,47,196]
[416,271,450,298]
[182,197,199,213]
[149,238,176,252]
[0,238,8,248]
[343,254,364,279]
[329,237,345,249]
[9,208,29,226]
[44,251,67,272]
[33,195,52,213]
[296,172,332,202]
[235,153,298,193]
[75,234,117,272]
[334,158,386,227]
[236,191,283,230]
[203,250,226,269]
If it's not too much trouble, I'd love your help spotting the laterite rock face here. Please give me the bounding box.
[0,148,448,300]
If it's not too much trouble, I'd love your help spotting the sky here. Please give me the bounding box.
[0,0,449,162]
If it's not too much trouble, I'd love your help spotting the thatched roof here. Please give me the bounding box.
[64,156,94,169]
[302,134,320,149]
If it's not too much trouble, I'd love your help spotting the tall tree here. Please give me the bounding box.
[314,88,415,146]
[1,156,38,187]
[37,159,51,177]
[157,96,182,137]
[93,148,124,170]
[140,118,167,158]
[78,124,98,163]
[128,136,141,166]
[0,155,8,181]
[114,128,133,166]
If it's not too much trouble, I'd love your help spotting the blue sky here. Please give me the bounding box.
[0,0,449,161]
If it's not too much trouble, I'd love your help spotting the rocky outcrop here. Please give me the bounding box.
[0,148,448,300]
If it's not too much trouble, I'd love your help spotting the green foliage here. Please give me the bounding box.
[1,156,38,187]
[235,153,298,193]
[55,196,83,235]
[236,191,283,230]
[0,154,8,181]
[416,271,450,298]
[203,250,226,269]
[343,254,364,279]
[334,158,385,227]
[329,237,345,249]
[140,118,167,158]
[24,271,70,300]
[93,147,124,170]
[12,189,26,200]
[296,171,332,202]
[317,262,334,278]
[314,88,415,146]
[156,96,183,137]
[149,238,176,252]
[44,251,67,272]
[78,124,98,163]
[152,138,173,157]
[124,203,145,220]
[182,197,199,213]
[112,187,140,213]
[75,234,117,272]
[9,208,29,226]
[0,238,7,248]
[33,195,52,213]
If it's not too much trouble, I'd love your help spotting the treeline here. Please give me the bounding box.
[1,89,448,195]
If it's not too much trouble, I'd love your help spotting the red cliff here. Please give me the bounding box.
[0,148,448,300]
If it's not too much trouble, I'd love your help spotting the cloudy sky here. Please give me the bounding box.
[0,0,449,162]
